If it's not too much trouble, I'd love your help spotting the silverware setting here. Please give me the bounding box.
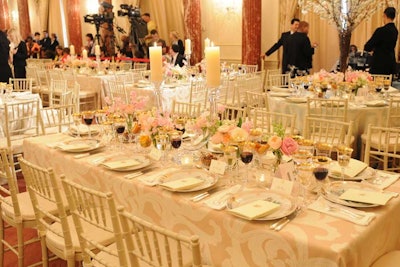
[191,187,220,202]
[324,202,365,220]
[270,207,301,231]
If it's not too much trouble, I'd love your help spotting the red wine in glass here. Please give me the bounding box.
[240,152,253,164]
[83,117,93,125]
[313,167,329,180]
[115,125,125,134]
[171,138,182,149]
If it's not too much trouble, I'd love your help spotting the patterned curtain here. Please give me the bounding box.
[183,0,201,64]
[66,0,83,53]
[17,0,31,38]
[0,0,11,30]
[242,0,261,65]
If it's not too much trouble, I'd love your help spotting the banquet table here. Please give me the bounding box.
[23,133,400,267]
[0,92,42,138]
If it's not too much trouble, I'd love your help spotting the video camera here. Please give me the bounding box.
[84,13,114,25]
[117,4,141,19]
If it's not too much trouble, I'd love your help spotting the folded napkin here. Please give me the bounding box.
[228,199,280,220]
[308,197,375,225]
[270,86,289,92]
[330,159,367,178]
[69,125,99,135]
[160,177,204,191]
[339,188,393,205]
[138,167,179,186]
[57,143,91,151]
[366,100,386,107]
[102,159,141,169]
[204,185,242,210]
[371,171,400,190]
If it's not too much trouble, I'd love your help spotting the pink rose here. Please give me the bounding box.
[268,135,282,150]
[211,132,224,144]
[281,137,298,155]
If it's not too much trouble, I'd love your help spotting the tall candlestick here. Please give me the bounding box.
[149,46,163,83]
[185,39,191,54]
[204,38,210,50]
[95,45,100,56]
[205,46,221,88]
[69,45,75,56]
[82,49,88,60]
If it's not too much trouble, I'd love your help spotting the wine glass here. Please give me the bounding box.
[337,145,353,181]
[383,79,391,99]
[253,140,269,168]
[155,134,170,162]
[239,142,254,184]
[315,142,332,158]
[312,156,332,195]
[223,145,238,184]
[72,113,82,138]
[114,118,126,149]
[169,131,182,163]
[296,162,314,207]
[82,111,94,138]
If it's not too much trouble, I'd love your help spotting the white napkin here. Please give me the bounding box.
[203,184,242,210]
[366,100,386,107]
[373,171,400,190]
[308,197,376,226]
[69,125,99,135]
[138,167,179,186]
[270,86,289,92]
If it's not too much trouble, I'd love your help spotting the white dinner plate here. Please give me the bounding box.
[322,181,380,208]
[269,92,291,97]
[226,189,297,221]
[68,125,100,136]
[286,96,308,103]
[365,100,387,107]
[101,155,151,172]
[159,168,218,192]
[57,139,104,153]
[329,166,376,181]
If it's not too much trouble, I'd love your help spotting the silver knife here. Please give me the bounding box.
[274,207,301,231]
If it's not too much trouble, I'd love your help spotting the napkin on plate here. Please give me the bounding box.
[308,197,375,225]
[339,188,393,205]
[138,167,179,186]
[203,184,242,210]
[102,159,141,169]
[330,159,367,178]
[69,125,98,135]
[57,143,91,151]
[159,177,204,191]
[228,199,280,220]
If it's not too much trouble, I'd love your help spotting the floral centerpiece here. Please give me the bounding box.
[137,109,175,143]
[344,70,372,94]
[311,69,344,86]
[266,124,298,170]
[164,63,188,81]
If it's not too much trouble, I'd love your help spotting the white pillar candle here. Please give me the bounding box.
[205,46,221,88]
[185,39,191,54]
[149,46,163,83]
[95,45,101,56]
[82,49,88,59]
[204,38,210,50]
[69,45,75,56]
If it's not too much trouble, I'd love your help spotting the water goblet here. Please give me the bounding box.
[155,134,170,162]
[239,142,254,184]
[315,142,332,158]
[169,131,182,163]
[312,156,332,195]
[82,111,95,138]
[296,162,314,207]
[223,145,239,183]
[72,113,82,138]
[114,118,126,149]
[337,144,353,181]
[383,80,391,99]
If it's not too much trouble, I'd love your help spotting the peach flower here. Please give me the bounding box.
[268,135,282,150]
[230,127,249,143]
[281,137,298,155]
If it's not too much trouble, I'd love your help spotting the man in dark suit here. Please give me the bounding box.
[40,30,51,51]
[285,21,317,76]
[170,44,185,67]
[264,18,300,74]
[364,7,398,75]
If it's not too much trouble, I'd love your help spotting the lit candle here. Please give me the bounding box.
[95,45,100,56]
[69,45,75,56]
[185,39,191,54]
[205,46,221,88]
[82,49,88,59]
[149,46,163,83]
[204,38,210,49]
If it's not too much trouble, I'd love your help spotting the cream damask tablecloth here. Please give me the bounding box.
[23,133,400,267]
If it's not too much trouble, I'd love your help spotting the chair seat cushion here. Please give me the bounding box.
[361,133,400,152]
[46,215,115,259]
[371,251,400,267]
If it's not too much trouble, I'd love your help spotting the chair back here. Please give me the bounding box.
[267,73,290,91]
[3,99,43,149]
[35,69,50,88]
[189,79,208,110]
[9,78,33,93]
[133,62,148,71]
[370,74,392,84]
[117,206,203,267]
[304,116,353,147]
[220,105,247,122]
[61,69,77,89]
[49,79,68,107]
[171,100,201,118]
[243,64,258,73]
[364,124,400,172]
[245,91,269,112]
[0,148,20,221]
[233,72,263,105]
[252,109,296,136]
[41,91,74,133]
[61,177,127,267]
[387,99,400,127]
[107,80,129,104]
[306,98,349,121]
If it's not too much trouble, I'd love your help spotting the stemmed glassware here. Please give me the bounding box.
[312,156,332,195]
[155,133,170,162]
[114,118,126,149]
[169,131,182,163]
[337,145,353,181]
[383,79,391,100]
[296,162,314,207]
[223,145,238,184]
[72,113,82,138]
[82,111,94,138]
[239,142,254,184]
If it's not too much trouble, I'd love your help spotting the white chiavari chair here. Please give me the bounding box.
[41,91,74,134]
[220,105,247,123]
[61,177,127,267]
[133,62,148,70]
[8,78,33,93]
[267,73,290,91]
[306,98,349,121]
[263,68,281,92]
[303,116,353,148]
[106,80,129,104]
[243,64,258,73]
[35,69,50,105]
[363,124,400,172]
[252,109,296,136]
[117,206,205,267]
[19,157,115,267]
[189,79,208,111]
[245,91,269,113]
[171,100,201,118]
[48,79,68,107]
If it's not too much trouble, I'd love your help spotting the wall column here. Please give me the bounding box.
[242,0,261,66]
[183,0,202,64]
[17,0,31,38]
[0,0,11,30]
[67,0,83,53]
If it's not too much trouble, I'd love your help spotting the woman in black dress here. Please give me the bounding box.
[0,30,12,82]
[7,28,27,78]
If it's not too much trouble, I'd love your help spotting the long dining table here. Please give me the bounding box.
[23,133,400,267]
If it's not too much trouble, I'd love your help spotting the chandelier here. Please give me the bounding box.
[297,0,393,32]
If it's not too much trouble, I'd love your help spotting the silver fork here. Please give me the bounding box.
[325,203,364,219]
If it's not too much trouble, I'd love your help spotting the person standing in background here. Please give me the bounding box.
[364,7,398,75]
[48,33,59,53]
[40,30,51,51]
[264,18,300,74]
[170,31,184,55]
[141,13,157,34]
[7,28,27,78]
[26,35,40,58]
[0,30,12,82]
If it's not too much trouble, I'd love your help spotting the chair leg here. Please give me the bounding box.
[67,258,76,267]
[16,224,24,267]
[0,216,4,267]
[39,235,49,267]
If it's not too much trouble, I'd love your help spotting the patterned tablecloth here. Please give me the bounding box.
[23,133,400,267]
